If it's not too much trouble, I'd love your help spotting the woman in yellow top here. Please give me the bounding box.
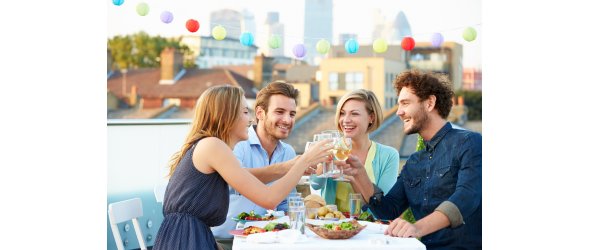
[310,89,400,214]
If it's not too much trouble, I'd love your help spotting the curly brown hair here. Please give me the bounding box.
[394,69,454,119]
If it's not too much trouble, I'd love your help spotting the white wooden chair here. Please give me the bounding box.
[108,198,148,250]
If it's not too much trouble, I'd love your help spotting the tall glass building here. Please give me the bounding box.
[304,0,333,65]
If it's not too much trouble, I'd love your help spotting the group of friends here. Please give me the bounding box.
[151,69,482,250]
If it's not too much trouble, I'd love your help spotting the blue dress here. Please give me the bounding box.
[154,139,229,250]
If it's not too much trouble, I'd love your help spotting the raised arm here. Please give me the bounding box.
[194,137,332,209]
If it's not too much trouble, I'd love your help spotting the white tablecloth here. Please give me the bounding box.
[232,217,426,250]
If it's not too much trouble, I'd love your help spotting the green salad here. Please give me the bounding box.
[322,221,356,231]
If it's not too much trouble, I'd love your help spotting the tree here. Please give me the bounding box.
[107,31,192,70]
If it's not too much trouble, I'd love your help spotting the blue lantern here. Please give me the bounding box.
[345,39,359,54]
[240,32,254,46]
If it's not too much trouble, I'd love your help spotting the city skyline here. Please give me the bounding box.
[108,0,481,68]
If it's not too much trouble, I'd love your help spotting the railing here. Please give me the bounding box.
[107,119,190,249]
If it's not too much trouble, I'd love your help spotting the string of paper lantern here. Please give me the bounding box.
[112,1,480,55]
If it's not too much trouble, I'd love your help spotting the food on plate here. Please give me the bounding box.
[353,211,391,224]
[263,222,290,232]
[243,226,267,235]
[303,194,326,208]
[309,205,346,220]
[306,220,367,239]
[236,210,276,221]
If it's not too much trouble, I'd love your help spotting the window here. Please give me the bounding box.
[330,72,363,90]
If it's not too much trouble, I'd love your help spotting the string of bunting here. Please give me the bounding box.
[112,0,479,59]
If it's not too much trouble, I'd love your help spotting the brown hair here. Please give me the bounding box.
[335,89,383,133]
[253,81,299,123]
[167,85,245,177]
[394,69,454,119]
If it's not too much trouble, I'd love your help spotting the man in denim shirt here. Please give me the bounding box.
[345,70,482,249]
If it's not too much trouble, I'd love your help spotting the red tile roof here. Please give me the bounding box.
[107,68,257,100]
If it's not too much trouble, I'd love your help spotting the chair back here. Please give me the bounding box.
[108,198,147,250]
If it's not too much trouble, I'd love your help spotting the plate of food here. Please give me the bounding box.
[306,220,367,239]
[229,222,290,237]
[232,211,280,223]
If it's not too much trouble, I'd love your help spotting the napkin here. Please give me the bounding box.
[357,221,388,234]
[245,230,306,244]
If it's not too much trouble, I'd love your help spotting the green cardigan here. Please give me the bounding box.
[310,141,400,209]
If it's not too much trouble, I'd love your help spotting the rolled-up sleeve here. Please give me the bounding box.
[446,133,482,226]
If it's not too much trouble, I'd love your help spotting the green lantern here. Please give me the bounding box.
[136,2,149,16]
[372,38,388,53]
[268,35,281,49]
[212,25,227,40]
[463,27,477,42]
[316,39,330,54]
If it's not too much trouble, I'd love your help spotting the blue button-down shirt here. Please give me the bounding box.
[369,122,482,249]
[211,125,297,238]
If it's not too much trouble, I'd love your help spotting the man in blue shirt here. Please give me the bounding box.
[345,70,482,249]
[212,81,311,249]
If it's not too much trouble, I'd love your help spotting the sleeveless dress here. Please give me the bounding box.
[154,139,229,250]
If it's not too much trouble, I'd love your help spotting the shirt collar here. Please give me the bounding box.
[248,125,284,152]
[425,122,452,153]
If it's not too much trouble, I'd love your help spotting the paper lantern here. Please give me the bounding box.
[112,0,124,6]
[186,19,200,33]
[240,32,254,46]
[292,44,306,58]
[160,11,173,24]
[372,38,388,53]
[401,37,415,51]
[268,35,281,49]
[463,27,477,42]
[316,39,330,54]
[136,2,149,16]
[212,25,227,40]
[431,33,444,47]
[345,39,359,54]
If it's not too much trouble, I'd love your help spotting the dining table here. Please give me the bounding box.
[232,216,426,250]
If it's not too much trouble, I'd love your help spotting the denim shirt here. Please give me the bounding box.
[369,122,482,249]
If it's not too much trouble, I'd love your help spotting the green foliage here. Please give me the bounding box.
[107,31,192,70]
[455,90,482,120]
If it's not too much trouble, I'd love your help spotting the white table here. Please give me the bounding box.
[232,217,426,250]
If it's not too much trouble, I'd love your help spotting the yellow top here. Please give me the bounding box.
[335,141,377,212]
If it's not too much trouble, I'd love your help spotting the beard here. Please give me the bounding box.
[262,117,290,140]
[404,106,429,135]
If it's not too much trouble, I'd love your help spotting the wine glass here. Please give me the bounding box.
[332,135,352,182]
[313,133,333,178]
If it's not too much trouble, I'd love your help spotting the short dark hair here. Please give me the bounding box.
[394,69,454,119]
[254,81,299,122]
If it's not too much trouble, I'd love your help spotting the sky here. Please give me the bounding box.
[108,0,481,68]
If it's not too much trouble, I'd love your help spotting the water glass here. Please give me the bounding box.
[349,193,362,218]
[288,200,306,234]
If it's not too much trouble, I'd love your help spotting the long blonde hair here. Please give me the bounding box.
[167,85,245,177]
[335,89,384,133]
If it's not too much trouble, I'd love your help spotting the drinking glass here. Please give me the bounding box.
[313,133,333,178]
[288,200,306,234]
[332,135,352,182]
[349,193,362,218]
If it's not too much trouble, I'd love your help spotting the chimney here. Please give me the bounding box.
[253,54,264,89]
[160,47,183,85]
